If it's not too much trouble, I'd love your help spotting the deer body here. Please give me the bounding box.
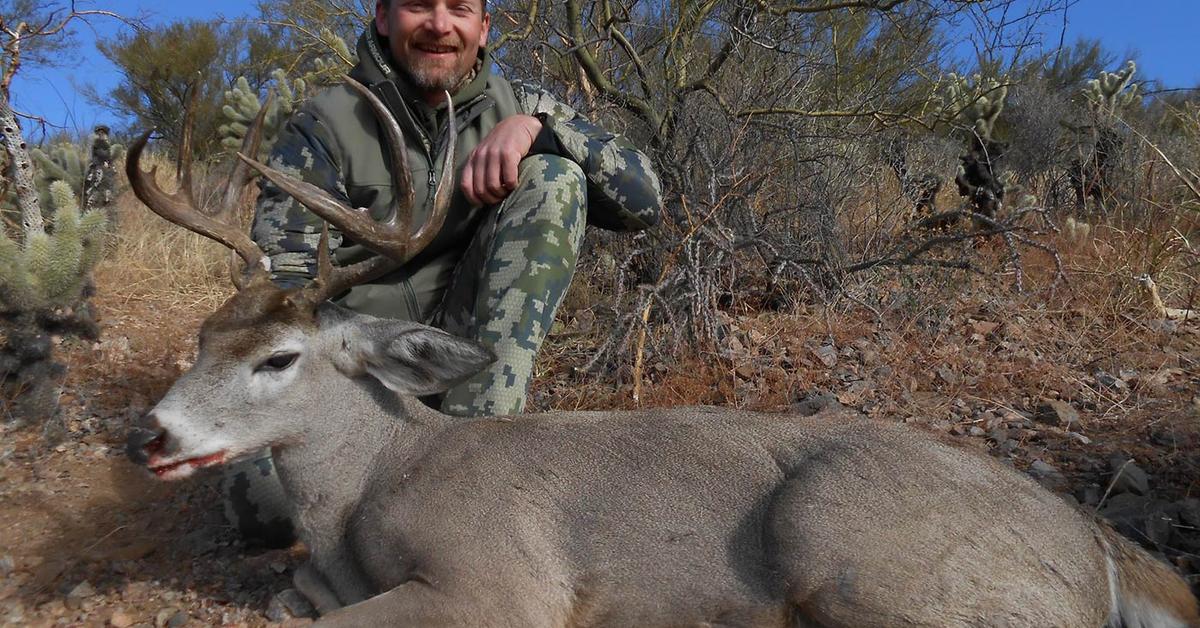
[137,295,1187,627]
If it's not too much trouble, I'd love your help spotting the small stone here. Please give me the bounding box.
[935,366,961,385]
[968,426,986,437]
[1094,370,1128,390]
[266,589,316,622]
[1029,459,1059,476]
[155,607,180,628]
[811,345,838,368]
[64,580,94,609]
[1034,399,1079,428]
[110,609,135,628]
[0,555,13,576]
[67,580,94,599]
[1108,456,1150,496]
[1067,432,1092,446]
[790,390,841,417]
[269,561,288,574]
[1028,459,1066,491]
[167,610,189,628]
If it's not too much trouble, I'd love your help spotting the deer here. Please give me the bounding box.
[123,77,1199,628]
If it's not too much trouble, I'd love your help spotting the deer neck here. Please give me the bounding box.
[270,381,449,544]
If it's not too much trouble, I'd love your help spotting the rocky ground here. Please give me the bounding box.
[1,266,1198,626]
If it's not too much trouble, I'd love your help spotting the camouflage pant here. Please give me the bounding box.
[223,155,587,544]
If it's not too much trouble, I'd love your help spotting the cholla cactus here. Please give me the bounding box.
[0,181,107,311]
[939,74,1017,218]
[941,73,1008,141]
[1,93,108,424]
[1085,60,1139,117]
[219,69,307,159]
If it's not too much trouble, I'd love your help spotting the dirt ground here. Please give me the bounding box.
[2,246,1199,627]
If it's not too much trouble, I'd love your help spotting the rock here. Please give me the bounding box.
[1108,456,1150,496]
[790,390,841,417]
[266,589,316,622]
[67,580,94,599]
[1028,459,1066,491]
[1034,399,1079,428]
[1100,493,1175,549]
[64,580,94,609]
[1077,484,1102,507]
[110,609,135,628]
[811,345,838,368]
[0,555,13,577]
[155,607,180,628]
[269,561,288,574]
[935,366,961,385]
[1094,370,1128,390]
[1067,432,1092,446]
[167,610,189,628]
[967,426,986,437]
[1177,498,1200,528]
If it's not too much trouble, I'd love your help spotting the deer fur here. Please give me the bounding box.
[127,282,1200,627]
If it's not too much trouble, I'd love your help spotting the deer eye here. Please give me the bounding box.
[255,352,299,373]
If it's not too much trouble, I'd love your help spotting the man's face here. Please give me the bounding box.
[377,0,490,95]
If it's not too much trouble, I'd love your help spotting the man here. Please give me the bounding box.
[223,0,663,546]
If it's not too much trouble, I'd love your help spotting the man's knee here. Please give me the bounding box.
[511,154,587,218]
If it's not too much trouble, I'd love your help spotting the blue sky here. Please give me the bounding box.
[9,0,1200,141]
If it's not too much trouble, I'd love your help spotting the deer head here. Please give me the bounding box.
[124,79,489,480]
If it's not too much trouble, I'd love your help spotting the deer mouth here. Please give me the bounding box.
[148,451,228,480]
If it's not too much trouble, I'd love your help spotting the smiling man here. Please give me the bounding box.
[226,0,663,546]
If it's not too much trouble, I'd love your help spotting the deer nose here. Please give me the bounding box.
[126,412,166,465]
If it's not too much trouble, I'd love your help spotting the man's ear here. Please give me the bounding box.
[478,11,491,47]
[375,0,391,36]
[340,322,495,395]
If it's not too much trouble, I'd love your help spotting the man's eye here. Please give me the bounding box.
[255,353,299,373]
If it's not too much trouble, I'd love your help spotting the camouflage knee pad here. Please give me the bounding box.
[221,450,296,548]
[437,154,587,417]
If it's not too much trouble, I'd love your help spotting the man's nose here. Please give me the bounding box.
[426,6,453,34]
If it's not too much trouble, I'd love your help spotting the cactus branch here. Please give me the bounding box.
[0,90,42,240]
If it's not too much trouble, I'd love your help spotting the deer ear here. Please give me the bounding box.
[353,323,495,395]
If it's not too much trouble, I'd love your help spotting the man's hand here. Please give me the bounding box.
[461,114,543,206]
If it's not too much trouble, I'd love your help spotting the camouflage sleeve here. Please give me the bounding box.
[510,79,662,232]
[250,108,347,288]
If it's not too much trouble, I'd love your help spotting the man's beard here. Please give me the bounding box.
[407,61,472,94]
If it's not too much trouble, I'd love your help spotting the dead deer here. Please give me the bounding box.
[123,78,1199,628]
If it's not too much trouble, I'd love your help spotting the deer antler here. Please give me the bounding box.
[126,96,271,288]
[239,76,457,303]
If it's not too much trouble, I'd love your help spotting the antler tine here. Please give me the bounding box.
[343,77,414,236]
[126,131,270,276]
[217,96,271,224]
[237,80,457,269]
[295,227,401,306]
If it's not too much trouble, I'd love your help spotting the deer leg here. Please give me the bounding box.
[294,563,343,616]
[312,580,490,628]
